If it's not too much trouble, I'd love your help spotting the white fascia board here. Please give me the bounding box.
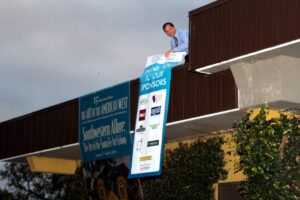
[1,108,241,162]
[195,38,300,74]
[1,143,79,162]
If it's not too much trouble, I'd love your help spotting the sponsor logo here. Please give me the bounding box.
[136,139,142,150]
[150,123,160,129]
[136,125,146,132]
[139,109,146,121]
[152,94,162,103]
[147,140,159,147]
[140,166,150,171]
[139,156,152,161]
[139,164,151,171]
[139,98,148,106]
[151,106,161,116]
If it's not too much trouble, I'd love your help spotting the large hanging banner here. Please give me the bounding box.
[79,82,131,163]
[129,52,186,178]
[79,82,142,200]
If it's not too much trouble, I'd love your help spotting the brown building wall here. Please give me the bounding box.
[0,99,79,160]
[0,66,237,160]
[189,0,300,70]
[168,67,237,122]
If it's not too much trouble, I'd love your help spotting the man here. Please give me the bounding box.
[162,22,189,61]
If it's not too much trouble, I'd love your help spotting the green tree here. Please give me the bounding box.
[142,137,227,200]
[0,162,87,200]
[0,188,17,200]
[0,162,66,200]
[234,104,300,199]
[63,167,88,200]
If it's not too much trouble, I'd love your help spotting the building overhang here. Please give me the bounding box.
[3,101,299,164]
[195,39,300,74]
[26,156,81,175]
[195,39,300,111]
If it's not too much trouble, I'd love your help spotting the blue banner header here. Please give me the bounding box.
[79,82,131,162]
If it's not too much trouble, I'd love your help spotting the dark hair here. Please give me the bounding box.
[162,22,174,31]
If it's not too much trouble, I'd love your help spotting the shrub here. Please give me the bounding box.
[234,104,300,199]
[142,137,227,200]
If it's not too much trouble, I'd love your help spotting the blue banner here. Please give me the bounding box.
[129,53,186,178]
[79,82,131,163]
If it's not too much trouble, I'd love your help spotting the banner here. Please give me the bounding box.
[79,82,132,163]
[129,52,186,178]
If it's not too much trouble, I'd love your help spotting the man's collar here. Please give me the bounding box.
[173,30,179,38]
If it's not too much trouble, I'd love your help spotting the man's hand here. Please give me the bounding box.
[164,49,174,58]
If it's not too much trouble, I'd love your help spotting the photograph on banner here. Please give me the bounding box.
[79,82,132,163]
[83,155,142,200]
[129,53,185,178]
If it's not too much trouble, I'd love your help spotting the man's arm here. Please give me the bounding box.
[164,49,174,58]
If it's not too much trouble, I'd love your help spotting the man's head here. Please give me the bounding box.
[163,22,176,37]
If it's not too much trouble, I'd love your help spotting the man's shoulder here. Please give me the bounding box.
[178,28,188,34]
[178,28,188,31]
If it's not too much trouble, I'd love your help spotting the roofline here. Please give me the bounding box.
[189,0,231,17]
[195,38,300,74]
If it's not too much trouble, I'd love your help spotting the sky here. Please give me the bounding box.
[0,0,215,123]
[0,0,215,189]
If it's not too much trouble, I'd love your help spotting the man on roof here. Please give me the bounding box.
[162,22,189,61]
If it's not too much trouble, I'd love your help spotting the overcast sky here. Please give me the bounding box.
[0,0,214,123]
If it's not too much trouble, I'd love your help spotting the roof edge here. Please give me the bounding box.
[189,0,231,17]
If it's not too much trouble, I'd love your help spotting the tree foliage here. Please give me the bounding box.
[234,104,300,199]
[0,188,17,200]
[142,137,227,200]
[0,162,87,200]
[0,162,66,200]
[63,167,88,200]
